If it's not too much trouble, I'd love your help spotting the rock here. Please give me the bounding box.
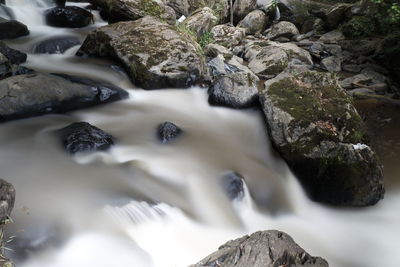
[45,6,93,28]
[324,4,349,30]
[58,122,114,154]
[208,55,238,76]
[319,30,345,44]
[0,73,128,122]
[320,56,341,72]
[339,73,371,89]
[238,10,268,35]
[204,43,233,58]
[208,70,259,108]
[90,0,176,25]
[0,179,15,224]
[190,230,329,267]
[233,0,257,24]
[183,7,218,39]
[222,172,244,200]
[33,36,81,54]
[211,24,246,48]
[342,64,362,73]
[157,121,182,143]
[245,40,313,78]
[374,33,400,84]
[0,42,27,64]
[54,0,66,6]
[0,53,11,79]
[264,21,299,41]
[347,87,375,96]
[260,70,384,206]
[0,18,29,39]
[77,16,206,89]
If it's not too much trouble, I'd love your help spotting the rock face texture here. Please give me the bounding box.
[190,230,329,267]
[77,16,206,89]
[89,0,176,25]
[260,70,384,206]
[45,6,93,28]
[211,24,246,48]
[164,0,229,22]
[238,10,268,35]
[0,18,29,39]
[0,73,128,122]
[0,179,15,224]
[183,7,218,38]
[59,122,114,154]
[157,121,183,143]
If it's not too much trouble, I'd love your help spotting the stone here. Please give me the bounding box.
[77,16,206,89]
[319,30,345,44]
[0,18,29,39]
[222,172,244,200]
[45,6,93,28]
[264,21,299,40]
[374,33,400,84]
[33,36,81,54]
[260,70,384,206]
[0,42,27,64]
[204,43,233,58]
[0,179,15,224]
[238,10,268,35]
[157,121,182,143]
[0,73,128,122]
[89,0,176,25]
[233,0,257,23]
[342,64,362,73]
[211,24,246,48]
[183,7,218,38]
[324,4,350,30]
[0,53,11,80]
[59,122,114,154]
[320,56,341,72]
[190,230,329,267]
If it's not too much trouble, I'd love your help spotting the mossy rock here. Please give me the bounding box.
[260,70,384,206]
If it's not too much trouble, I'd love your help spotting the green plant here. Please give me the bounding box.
[198,31,214,48]
[0,228,15,255]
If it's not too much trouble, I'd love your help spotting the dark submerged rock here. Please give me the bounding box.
[0,178,15,224]
[0,41,27,64]
[0,73,128,122]
[59,122,114,154]
[260,70,384,206]
[0,17,29,39]
[157,121,182,144]
[45,6,93,28]
[190,230,329,267]
[222,172,244,200]
[33,36,81,54]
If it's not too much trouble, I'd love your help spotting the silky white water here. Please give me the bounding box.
[0,1,400,267]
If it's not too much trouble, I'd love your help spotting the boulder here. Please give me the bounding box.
[324,4,350,30]
[45,6,93,28]
[0,179,15,224]
[211,24,246,48]
[0,42,27,65]
[233,0,257,24]
[89,0,176,25]
[0,53,11,80]
[59,122,114,154]
[260,70,384,206]
[33,36,81,54]
[0,73,128,122]
[244,40,313,78]
[204,43,233,58]
[264,21,299,41]
[0,18,29,39]
[320,56,341,72]
[319,30,345,44]
[222,172,244,200]
[238,10,268,35]
[374,33,400,84]
[157,121,183,143]
[183,7,218,39]
[77,16,206,89]
[190,230,329,267]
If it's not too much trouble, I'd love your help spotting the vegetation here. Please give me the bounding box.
[198,31,214,48]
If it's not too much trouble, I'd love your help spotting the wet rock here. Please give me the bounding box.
[319,30,345,44]
[77,16,206,89]
[211,24,246,48]
[264,21,299,41]
[45,6,93,28]
[59,122,114,154]
[157,121,182,143]
[260,70,384,206]
[222,172,244,200]
[204,43,233,58]
[339,71,387,90]
[320,56,341,72]
[0,53,11,79]
[238,10,268,35]
[0,18,29,39]
[0,73,128,122]
[90,0,176,25]
[54,0,66,6]
[0,179,15,224]
[324,3,349,30]
[0,41,27,64]
[33,36,81,54]
[347,87,375,96]
[183,7,218,38]
[208,55,236,77]
[342,64,362,73]
[190,230,329,267]
[233,0,257,24]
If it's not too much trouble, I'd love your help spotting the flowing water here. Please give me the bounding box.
[1,1,399,267]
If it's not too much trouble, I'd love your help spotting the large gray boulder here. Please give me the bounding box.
[0,73,128,122]
[77,16,206,89]
[211,24,246,48]
[238,9,268,35]
[89,0,176,24]
[0,179,15,224]
[183,7,218,38]
[164,0,230,22]
[260,69,384,206]
[190,230,329,267]
[264,21,299,40]
[233,0,257,24]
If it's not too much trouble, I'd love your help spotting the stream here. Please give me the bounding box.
[0,1,399,267]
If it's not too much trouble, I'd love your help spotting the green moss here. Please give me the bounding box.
[139,0,164,19]
[198,31,214,48]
